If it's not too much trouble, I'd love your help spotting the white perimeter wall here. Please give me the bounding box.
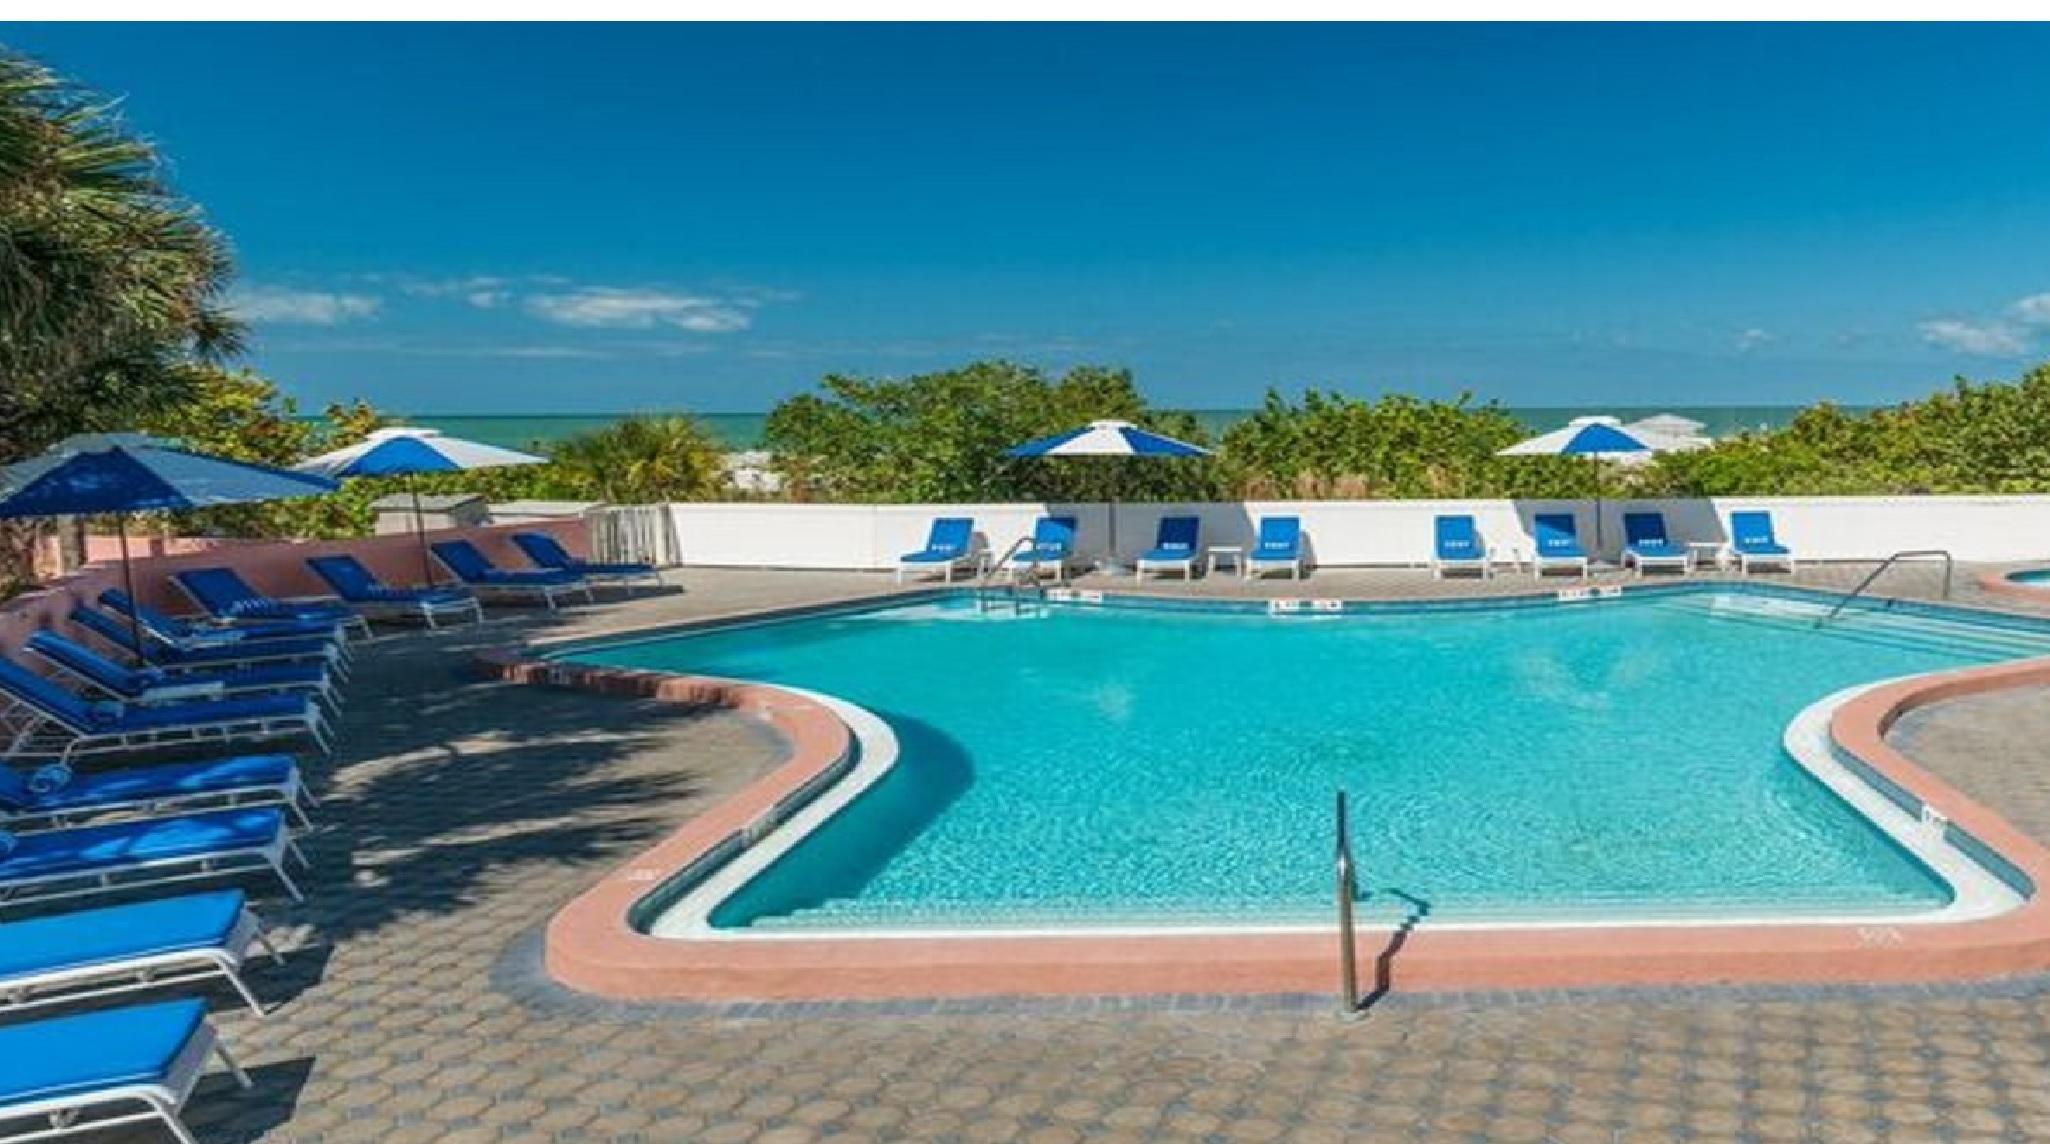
[664,496,2050,570]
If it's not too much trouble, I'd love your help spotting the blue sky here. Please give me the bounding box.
[9,23,2050,414]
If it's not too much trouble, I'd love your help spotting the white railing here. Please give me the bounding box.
[589,505,682,568]
[659,495,2050,570]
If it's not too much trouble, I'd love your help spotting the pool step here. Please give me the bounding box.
[1673,595,2050,661]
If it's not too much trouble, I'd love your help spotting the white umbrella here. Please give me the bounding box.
[1497,416,1686,556]
[1004,420,1211,572]
[297,427,545,584]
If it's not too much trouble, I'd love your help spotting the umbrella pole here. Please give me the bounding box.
[116,514,148,664]
[412,477,436,587]
[1591,456,1605,561]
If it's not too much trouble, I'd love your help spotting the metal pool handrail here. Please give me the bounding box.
[1817,549,1955,626]
[975,535,1045,613]
[1335,789,1361,1018]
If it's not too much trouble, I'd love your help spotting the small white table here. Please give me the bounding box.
[1686,541,1729,572]
[1206,545,1245,578]
[1487,545,1529,575]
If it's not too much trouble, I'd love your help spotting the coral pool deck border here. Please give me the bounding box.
[478,606,2050,1004]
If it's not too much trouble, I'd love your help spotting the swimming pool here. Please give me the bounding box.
[559,588,2050,937]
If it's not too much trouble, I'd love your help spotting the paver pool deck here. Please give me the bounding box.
[43,561,2050,1142]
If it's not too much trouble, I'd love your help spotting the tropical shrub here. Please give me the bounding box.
[763,361,1220,503]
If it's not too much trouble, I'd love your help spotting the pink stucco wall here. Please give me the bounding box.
[1,518,589,660]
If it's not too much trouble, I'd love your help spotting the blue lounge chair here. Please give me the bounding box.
[102,588,346,649]
[1134,516,1201,581]
[0,754,309,831]
[511,532,665,594]
[1003,516,1080,583]
[1247,516,1304,580]
[170,568,369,640]
[1431,515,1490,579]
[0,999,251,1142]
[0,806,305,906]
[1729,510,1797,573]
[72,606,346,676]
[897,517,978,583]
[0,890,280,1016]
[430,539,594,611]
[27,631,338,714]
[1622,511,1690,576]
[305,554,483,628]
[0,659,330,764]
[1531,513,1589,578]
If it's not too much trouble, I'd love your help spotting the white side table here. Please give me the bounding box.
[1207,545,1245,579]
[1487,545,1528,575]
[1686,542,1728,572]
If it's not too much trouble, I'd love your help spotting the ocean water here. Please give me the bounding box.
[560,590,2050,931]
[333,405,1827,451]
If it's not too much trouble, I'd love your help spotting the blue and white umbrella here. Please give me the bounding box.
[296,427,546,584]
[1005,419,1212,460]
[1005,420,1211,571]
[1498,416,1689,554]
[0,433,339,654]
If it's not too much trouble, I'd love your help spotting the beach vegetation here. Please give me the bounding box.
[763,361,1220,503]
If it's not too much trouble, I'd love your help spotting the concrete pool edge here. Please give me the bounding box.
[481,601,2050,1003]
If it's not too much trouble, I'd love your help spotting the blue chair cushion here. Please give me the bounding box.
[0,808,284,882]
[0,891,245,980]
[0,998,209,1107]
[105,693,308,733]
[10,755,296,815]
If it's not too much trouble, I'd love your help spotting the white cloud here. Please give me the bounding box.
[2009,293,2050,329]
[1733,328,1774,352]
[1918,318,2028,357]
[525,287,753,332]
[229,285,381,326]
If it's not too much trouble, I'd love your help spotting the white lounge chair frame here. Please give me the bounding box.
[896,551,979,583]
[0,1019,252,1144]
[0,824,309,908]
[1622,548,1691,577]
[1134,551,1197,580]
[1246,552,1303,580]
[0,908,281,1017]
[0,694,333,764]
[1431,551,1491,579]
[1736,547,1798,574]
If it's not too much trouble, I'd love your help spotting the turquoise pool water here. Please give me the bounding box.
[563,590,2050,930]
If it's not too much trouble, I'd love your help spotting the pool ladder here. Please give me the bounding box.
[975,537,1046,614]
[1815,549,1954,627]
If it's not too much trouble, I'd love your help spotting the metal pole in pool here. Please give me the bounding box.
[1335,789,1360,1018]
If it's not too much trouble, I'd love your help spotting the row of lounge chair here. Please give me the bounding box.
[1431,510,1797,579]
[0,533,668,1139]
[899,510,1796,585]
[0,586,357,1141]
[898,515,1308,583]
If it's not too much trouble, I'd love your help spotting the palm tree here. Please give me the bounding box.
[547,416,729,504]
[0,50,243,588]
[0,51,241,463]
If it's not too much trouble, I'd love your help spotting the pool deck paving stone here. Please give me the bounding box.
[25,560,2050,1142]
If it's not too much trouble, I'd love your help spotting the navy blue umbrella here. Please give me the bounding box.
[0,434,339,656]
